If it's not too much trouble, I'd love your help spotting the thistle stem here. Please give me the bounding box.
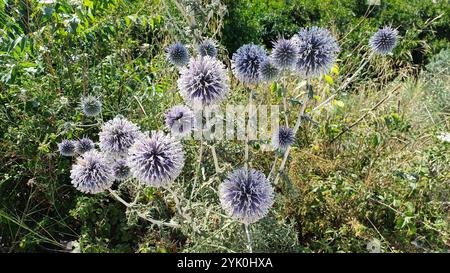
[273,81,311,185]
[244,224,253,253]
[267,153,279,181]
[209,144,220,175]
[107,189,179,228]
[189,139,204,207]
[244,90,253,169]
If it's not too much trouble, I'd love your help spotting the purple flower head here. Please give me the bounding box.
[112,159,131,181]
[166,42,190,67]
[198,39,218,58]
[165,105,195,136]
[258,60,279,83]
[272,126,295,151]
[270,38,298,70]
[58,139,76,157]
[80,96,102,117]
[75,137,94,154]
[219,168,274,224]
[369,27,398,55]
[232,44,268,85]
[70,150,114,194]
[99,116,141,158]
[127,131,185,188]
[178,56,229,106]
[293,27,339,78]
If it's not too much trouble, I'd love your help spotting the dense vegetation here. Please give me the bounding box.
[0,0,448,253]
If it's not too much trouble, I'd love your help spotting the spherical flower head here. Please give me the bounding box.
[165,105,195,136]
[219,168,274,224]
[272,126,295,151]
[232,44,268,85]
[177,56,229,106]
[198,39,218,58]
[127,131,185,188]
[75,137,94,154]
[270,38,298,69]
[112,159,131,181]
[99,116,141,158]
[80,96,102,117]
[70,150,114,194]
[293,26,340,78]
[258,60,279,83]
[369,27,398,55]
[58,139,76,156]
[166,42,190,67]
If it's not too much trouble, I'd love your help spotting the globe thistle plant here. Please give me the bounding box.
[99,116,141,158]
[232,44,268,85]
[178,56,229,106]
[219,168,274,224]
[75,137,94,154]
[112,159,131,181]
[165,105,195,136]
[58,139,76,156]
[80,96,102,117]
[70,150,114,194]
[293,27,340,78]
[127,131,185,188]
[258,60,279,83]
[198,39,218,58]
[369,27,398,55]
[270,38,298,70]
[166,42,190,67]
[272,126,295,151]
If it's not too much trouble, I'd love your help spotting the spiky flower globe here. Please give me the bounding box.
[232,44,268,85]
[80,96,102,117]
[293,27,340,78]
[58,140,76,156]
[127,131,185,188]
[270,38,298,69]
[112,159,131,181]
[369,27,398,55]
[70,150,114,194]
[75,137,94,154]
[219,168,274,224]
[99,116,141,158]
[198,39,218,58]
[178,56,229,106]
[165,105,195,136]
[259,60,279,83]
[272,126,295,151]
[166,42,190,67]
